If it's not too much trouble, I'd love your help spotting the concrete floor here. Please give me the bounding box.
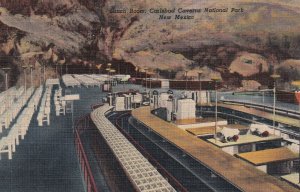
[0,84,117,192]
[0,86,84,192]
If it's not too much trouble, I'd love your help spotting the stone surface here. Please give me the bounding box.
[0,0,300,90]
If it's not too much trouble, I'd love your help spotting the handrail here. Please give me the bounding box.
[199,110,300,138]
[221,99,300,118]
[74,114,98,192]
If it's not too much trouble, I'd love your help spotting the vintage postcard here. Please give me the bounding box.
[0,1,299,192]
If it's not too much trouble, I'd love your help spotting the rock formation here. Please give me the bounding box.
[0,0,300,90]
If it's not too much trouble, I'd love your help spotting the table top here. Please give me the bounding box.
[236,147,298,166]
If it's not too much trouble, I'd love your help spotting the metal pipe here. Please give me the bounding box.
[60,65,63,76]
[2,68,10,109]
[55,64,58,78]
[211,77,221,143]
[149,73,152,92]
[273,81,276,131]
[135,67,138,78]
[198,70,203,117]
[5,72,8,91]
[43,64,45,84]
[22,66,27,96]
[215,84,218,143]
[39,67,41,86]
[145,71,147,93]
[185,70,188,91]
[271,74,280,135]
[30,66,33,87]
[144,68,148,95]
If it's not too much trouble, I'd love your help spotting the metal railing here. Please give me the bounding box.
[74,114,98,192]
[198,109,300,138]
[221,99,300,118]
